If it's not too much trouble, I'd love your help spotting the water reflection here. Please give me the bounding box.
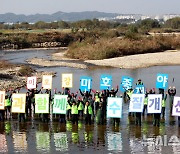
[54,133,68,152]
[0,134,8,153]
[71,126,79,144]
[0,120,179,153]
[13,131,27,153]
[1,49,180,153]
[36,131,50,153]
[107,132,122,153]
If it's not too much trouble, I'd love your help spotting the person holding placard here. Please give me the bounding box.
[25,92,32,118]
[161,93,167,118]
[5,94,11,120]
[108,86,119,97]
[159,88,164,98]
[79,89,92,103]
[29,87,42,114]
[43,89,51,123]
[96,99,104,125]
[136,79,144,85]
[168,86,176,110]
[143,94,148,116]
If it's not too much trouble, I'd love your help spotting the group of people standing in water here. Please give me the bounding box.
[1,79,179,128]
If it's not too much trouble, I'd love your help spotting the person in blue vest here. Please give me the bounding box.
[84,101,93,125]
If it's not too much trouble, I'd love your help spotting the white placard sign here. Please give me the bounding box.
[42,75,52,89]
[107,97,123,118]
[147,94,162,114]
[27,76,37,89]
[172,96,180,116]
[129,94,145,113]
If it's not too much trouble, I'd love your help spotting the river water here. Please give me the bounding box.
[0,49,180,154]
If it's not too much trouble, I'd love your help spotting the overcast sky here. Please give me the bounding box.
[1,0,180,15]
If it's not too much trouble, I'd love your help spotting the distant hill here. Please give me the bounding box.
[0,11,119,23]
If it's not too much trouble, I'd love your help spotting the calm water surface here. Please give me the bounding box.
[0,49,180,153]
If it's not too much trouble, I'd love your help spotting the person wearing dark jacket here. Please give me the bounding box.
[79,89,91,103]
[25,92,32,118]
[168,86,176,110]
[108,86,119,97]
[96,101,104,125]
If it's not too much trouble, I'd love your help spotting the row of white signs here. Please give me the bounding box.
[107,94,180,118]
[27,75,72,89]
[1,91,180,118]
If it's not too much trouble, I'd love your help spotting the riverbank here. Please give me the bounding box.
[85,50,180,69]
[26,49,180,69]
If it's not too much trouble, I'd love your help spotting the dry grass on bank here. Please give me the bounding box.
[0,60,15,69]
[66,35,180,60]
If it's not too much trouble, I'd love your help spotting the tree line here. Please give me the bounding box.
[0,17,180,32]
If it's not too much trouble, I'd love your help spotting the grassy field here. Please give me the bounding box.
[0,28,72,34]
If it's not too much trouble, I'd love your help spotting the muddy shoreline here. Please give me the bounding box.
[0,66,55,91]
